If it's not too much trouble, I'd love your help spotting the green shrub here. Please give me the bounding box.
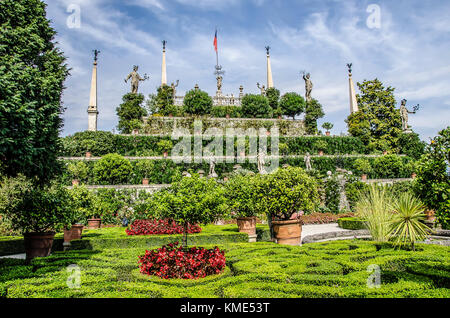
[116,93,147,134]
[183,89,213,115]
[61,131,116,157]
[353,158,372,176]
[323,175,342,214]
[266,87,280,111]
[67,161,88,182]
[322,122,334,133]
[156,140,173,155]
[337,217,366,230]
[225,175,260,218]
[0,176,75,234]
[373,155,403,178]
[241,94,272,118]
[68,185,96,224]
[210,105,242,118]
[345,179,368,211]
[93,154,133,185]
[256,167,319,220]
[305,99,324,135]
[279,92,305,120]
[135,160,154,179]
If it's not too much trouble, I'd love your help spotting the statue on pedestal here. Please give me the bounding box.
[216,76,223,96]
[125,65,149,94]
[257,150,267,175]
[302,71,313,102]
[257,82,266,96]
[400,99,419,132]
[170,80,179,98]
[208,157,218,178]
[304,152,312,171]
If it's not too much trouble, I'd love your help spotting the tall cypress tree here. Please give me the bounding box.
[0,0,70,184]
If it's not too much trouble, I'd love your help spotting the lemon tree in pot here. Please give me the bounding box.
[225,175,260,236]
[255,167,319,245]
[0,175,75,261]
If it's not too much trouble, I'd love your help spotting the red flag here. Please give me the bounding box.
[213,29,218,52]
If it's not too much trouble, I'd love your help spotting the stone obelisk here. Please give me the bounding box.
[87,50,100,131]
[347,63,359,114]
[266,46,274,88]
[161,40,167,86]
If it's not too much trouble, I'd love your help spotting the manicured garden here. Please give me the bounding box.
[1,240,448,298]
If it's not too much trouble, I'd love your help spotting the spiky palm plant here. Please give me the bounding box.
[389,193,431,251]
[355,184,393,242]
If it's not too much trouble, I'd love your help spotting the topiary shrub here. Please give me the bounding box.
[116,93,147,134]
[225,175,260,218]
[373,155,403,178]
[183,89,213,115]
[256,167,320,221]
[241,94,272,118]
[338,217,366,230]
[93,154,133,185]
[265,87,280,111]
[67,161,88,183]
[279,92,305,120]
[353,158,372,177]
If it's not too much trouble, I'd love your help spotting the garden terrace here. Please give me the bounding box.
[58,155,417,186]
[0,241,448,298]
[60,133,369,157]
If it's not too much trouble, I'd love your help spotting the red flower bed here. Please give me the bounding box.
[138,242,226,279]
[126,219,202,236]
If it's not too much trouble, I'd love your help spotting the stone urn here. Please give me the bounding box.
[24,232,55,261]
[236,216,257,235]
[272,219,302,246]
[85,151,92,158]
[163,152,169,158]
[87,218,102,230]
[142,178,149,185]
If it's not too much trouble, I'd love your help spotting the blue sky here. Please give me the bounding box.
[43,0,450,141]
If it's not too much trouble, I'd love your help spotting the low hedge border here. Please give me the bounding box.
[338,217,367,230]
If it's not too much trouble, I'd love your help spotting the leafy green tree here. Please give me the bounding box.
[93,154,133,185]
[373,155,403,178]
[116,93,147,134]
[225,175,260,218]
[183,88,213,115]
[0,0,70,184]
[322,122,334,133]
[67,161,88,182]
[353,158,372,177]
[279,92,305,120]
[151,175,227,247]
[305,99,325,135]
[398,132,426,160]
[266,87,280,111]
[347,79,402,152]
[241,94,272,118]
[147,84,175,115]
[414,127,450,229]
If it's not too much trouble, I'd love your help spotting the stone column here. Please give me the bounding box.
[161,40,167,86]
[348,65,359,114]
[266,47,274,89]
[87,60,98,132]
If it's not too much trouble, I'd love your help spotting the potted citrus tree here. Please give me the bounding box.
[67,161,88,186]
[157,140,173,158]
[0,175,75,261]
[136,159,154,185]
[353,158,372,181]
[314,140,328,156]
[225,175,259,237]
[322,122,334,136]
[67,185,95,239]
[255,167,319,245]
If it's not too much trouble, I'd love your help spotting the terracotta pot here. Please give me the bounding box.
[163,152,168,158]
[226,114,230,119]
[326,131,330,136]
[87,218,102,230]
[132,129,139,135]
[318,150,324,156]
[383,151,388,155]
[72,179,79,186]
[85,151,91,158]
[272,219,302,246]
[63,225,83,242]
[169,114,173,118]
[411,173,417,179]
[236,216,257,235]
[278,116,282,120]
[361,174,368,181]
[24,232,55,261]
[142,178,149,185]
[425,210,436,222]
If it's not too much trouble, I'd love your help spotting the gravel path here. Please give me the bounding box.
[301,223,350,241]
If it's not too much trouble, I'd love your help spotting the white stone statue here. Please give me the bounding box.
[400,99,417,132]
[304,152,312,171]
[209,157,218,178]
[257,82,266,96]
[125,65,149,94]
[257,150,267,174]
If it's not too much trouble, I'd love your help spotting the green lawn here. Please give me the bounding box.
[1,240,449,298]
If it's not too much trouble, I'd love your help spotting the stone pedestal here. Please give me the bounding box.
[248,234,258,243]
